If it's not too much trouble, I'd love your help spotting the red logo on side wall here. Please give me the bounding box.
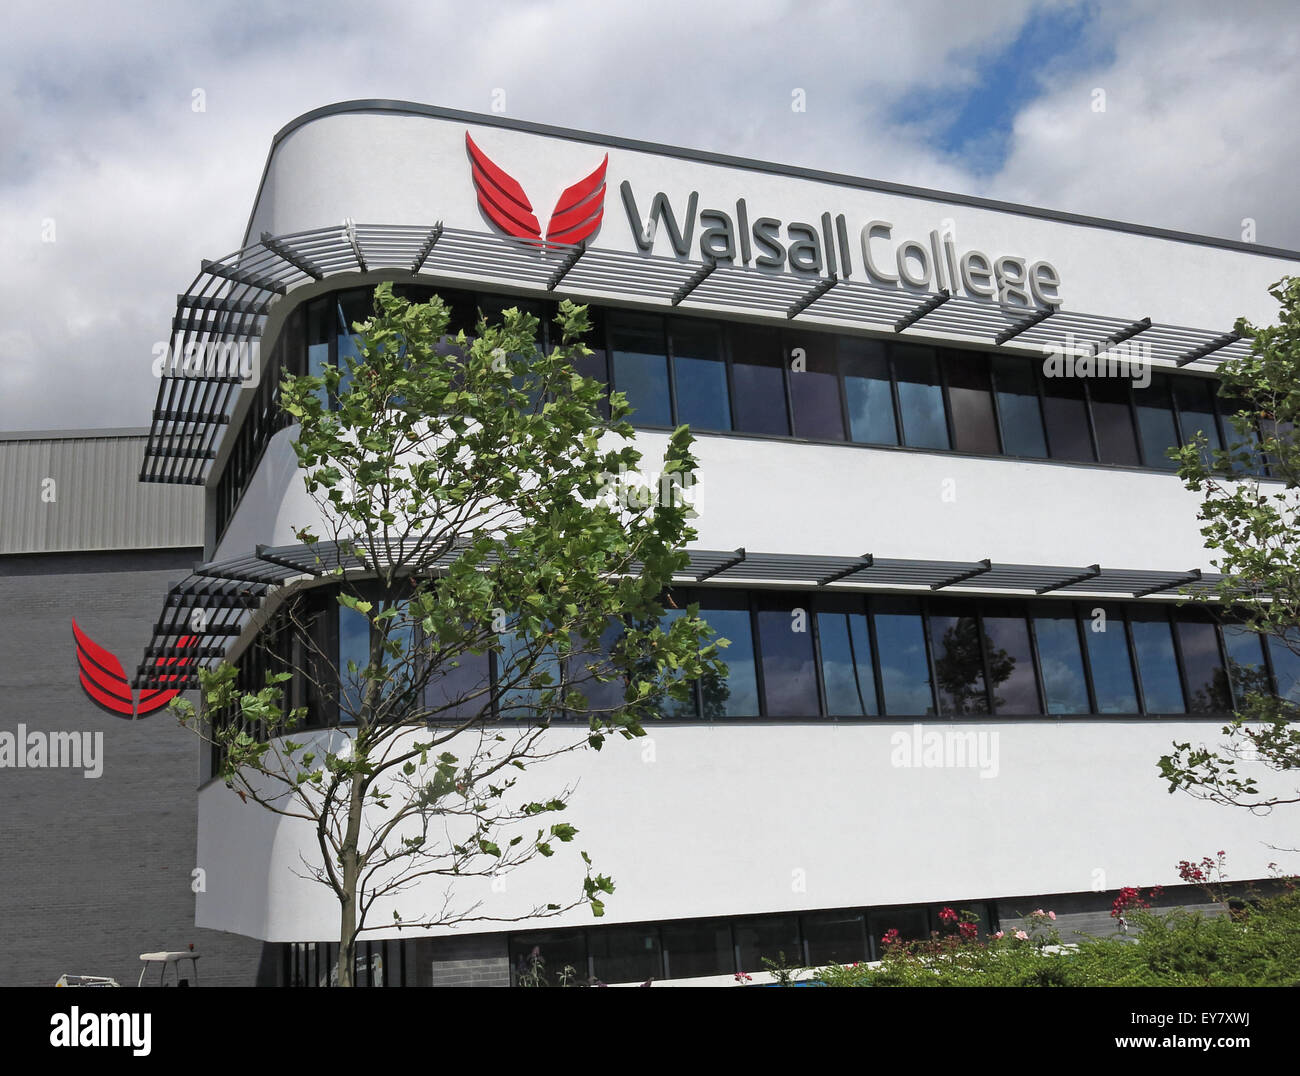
[72,619,194,719]
[466,131,607,248]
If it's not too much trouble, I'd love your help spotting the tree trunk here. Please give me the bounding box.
[336,768,367,986]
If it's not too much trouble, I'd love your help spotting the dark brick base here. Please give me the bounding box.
[0,550,266,986]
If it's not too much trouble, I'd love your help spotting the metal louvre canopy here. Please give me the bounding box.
[135,537,514,687]
[135,542,1232,690]
[143,222,1255,485]
[673,550,1228,598]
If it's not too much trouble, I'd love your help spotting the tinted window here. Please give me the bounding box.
[307,297,331,407]
[565,620,626,718]
[610,314,672,427]
[894,345,949,450]
[1268,634,1300,705]
[1220,624,1269,705]
[573,307,610,419]
[982,612,1040,714]
[1176,617,1231,712]
[1088,377,1141,466]
[1084,607,1139,713]
[817,601,878,716]
[698,596,759,717]
[336,289,372,399]
[1134,373,1181,471]
[756,598,819,716]
[497,621,564,720]
[422,286,477,338]
[992,357,1047,457]
[424,650,491,721]
[589,926,662,985]
[1173,378,1224,467]
[803,911,867,966]
[338,604,371,722]
[943,351,1000,455]
[1032,609,1089,714]
[1129,608,1185,713]
[657,606,697,719]
[670,321,730,432]
[869,907,929,958]
[929,609,989,715]
[1218,395,1266,476]
[841,337,898,445]
[1262,414,1296,477]
[662,920,733,980]
[510,931,586,985]
[735,916,801,972]
[874,602,934,714]
[1042,375,1095,461]
[786,333,845,440]
[729,324,789,435]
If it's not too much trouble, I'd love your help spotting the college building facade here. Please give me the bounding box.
[129,100,1299,986]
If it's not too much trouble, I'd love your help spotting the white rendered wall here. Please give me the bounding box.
[196,718,1293,942]
[220,426,1226,575]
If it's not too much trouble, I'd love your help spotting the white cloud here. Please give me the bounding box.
[0,0,1295,431]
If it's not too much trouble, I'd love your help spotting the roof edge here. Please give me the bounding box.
[242,99,1300,261]
[0,426,150,442]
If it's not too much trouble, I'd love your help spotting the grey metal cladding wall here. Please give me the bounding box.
[0,431,202,554]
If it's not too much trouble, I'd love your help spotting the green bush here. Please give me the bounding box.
[815,889,1300,987]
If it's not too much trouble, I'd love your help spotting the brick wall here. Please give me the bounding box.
[417,935,511,987]
[0,550,268,986]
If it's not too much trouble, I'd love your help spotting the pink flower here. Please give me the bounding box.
[1047,911,1056,921]
[993,931,1004,939]
[734,971,752,983]
[1032,908,1045,917]
[1014,930,1029,941]
[938,906,958,923]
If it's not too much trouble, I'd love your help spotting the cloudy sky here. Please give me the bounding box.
[2,0,1297,431]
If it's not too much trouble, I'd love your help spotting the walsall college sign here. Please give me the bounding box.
[463,130,1062,309]
[618,183,1062,309]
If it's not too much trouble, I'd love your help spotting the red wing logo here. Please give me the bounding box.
[73,618,195,719]
[466,132,607,249]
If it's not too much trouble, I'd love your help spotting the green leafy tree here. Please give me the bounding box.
[174,282,723,985]
[1159,275,1300,811]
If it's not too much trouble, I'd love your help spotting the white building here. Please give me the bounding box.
[138,100,1300,986]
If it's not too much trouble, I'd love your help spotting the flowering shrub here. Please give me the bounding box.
[1111,886,1156,920]
[814,854,1300,987]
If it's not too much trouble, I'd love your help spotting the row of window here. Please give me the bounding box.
[274,901,997,986]
[596,309,1263,476]
[214,586,1300,766]
[213,284,1276,541]
[507,901,999,984]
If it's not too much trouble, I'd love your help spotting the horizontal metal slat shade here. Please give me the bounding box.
[134,541,1231,688]
[143,222,1252,485]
